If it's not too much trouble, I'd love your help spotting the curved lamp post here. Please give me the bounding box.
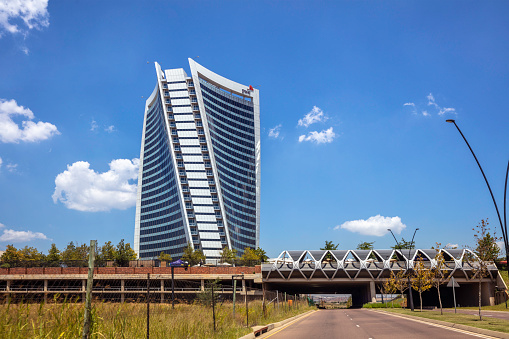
[388,228,419,311]
[446,119,509,265]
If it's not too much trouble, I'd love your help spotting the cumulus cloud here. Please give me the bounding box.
[0,99,59,143]
[298,106,327,127]
[422,111,430,117]
[403,103,415,107]
[0,223,48,242]
[298,127,336,144]
[335,215,407,237]
[52,158,140,212]
[268,124,282,139]
[0,0,49,37]
[445,243,458,249]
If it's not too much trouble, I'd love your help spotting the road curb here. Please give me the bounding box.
[238,310,317,339]
[370,309,509,339]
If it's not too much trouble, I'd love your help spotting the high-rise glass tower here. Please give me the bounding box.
[134,59,260,262]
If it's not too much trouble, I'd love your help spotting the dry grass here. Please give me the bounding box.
[0,299,313,339]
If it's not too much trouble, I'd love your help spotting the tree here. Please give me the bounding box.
[432,243,449,315]
[61,241,89,265]
[254,247,268,263]
[320,241,339,261]
[158,251,172,262]
[391,270,409,306]
[114,239,137,267]
[46,243,61,266]
[181,243,206,266]
[411,256,434,312]
[241,247,260,266]
[470,219,501,320]
[390,238,415,250]
[382,277,397,308]
[357,242,375,250]
[0,245,22,267]
[320,241,339,250]
[19,246,45,264]
[220,248,237,264]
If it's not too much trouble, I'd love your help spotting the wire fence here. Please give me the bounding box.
[0,254,310,338]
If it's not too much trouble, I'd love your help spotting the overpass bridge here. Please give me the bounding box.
[262,249,507,307]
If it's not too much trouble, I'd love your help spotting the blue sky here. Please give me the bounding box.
[0,1,507,258]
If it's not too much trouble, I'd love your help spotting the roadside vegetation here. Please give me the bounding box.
[0,299,313,339]
[378,308,509,334]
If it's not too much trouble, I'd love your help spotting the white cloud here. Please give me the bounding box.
[404,93,457,117]
[52,158,140,212]
[335,215,407,237]
[438,107,456,116]
[105,125,115,133]
[268,124,282,139]
[0,156,2,168]
[6,163,17,172]
[0,98,59,143]
[0,223,48,242]
[0,0,49,37]
[90,119,98,131]
[427,93,438,108]
[445,243,458,249]
[298,106,327,127]
[298,127,336,144]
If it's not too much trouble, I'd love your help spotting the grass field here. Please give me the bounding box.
[380,308,509,334]
[0,300,314,339]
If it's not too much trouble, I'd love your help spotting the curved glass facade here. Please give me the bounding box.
[135,60,259,261]
[137,91,187,259]
[199,79,257,252]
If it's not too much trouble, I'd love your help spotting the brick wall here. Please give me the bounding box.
[0,266,261,275]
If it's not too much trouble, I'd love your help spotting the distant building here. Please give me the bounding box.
[134,59,260,263]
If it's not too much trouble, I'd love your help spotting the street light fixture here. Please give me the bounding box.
[387,228,419,311]
[446,119,509,266]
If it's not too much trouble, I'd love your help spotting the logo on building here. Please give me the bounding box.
[242,85,255,95]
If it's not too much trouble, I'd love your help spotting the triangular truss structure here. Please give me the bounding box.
[265,249,498,281]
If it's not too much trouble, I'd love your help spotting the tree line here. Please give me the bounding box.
[163,244,268,266]
[0,240,137,268]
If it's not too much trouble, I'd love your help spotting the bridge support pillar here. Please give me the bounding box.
[370,281,376,303]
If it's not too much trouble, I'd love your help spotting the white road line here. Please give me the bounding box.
[373,311,498,338]
[356,325,360,327]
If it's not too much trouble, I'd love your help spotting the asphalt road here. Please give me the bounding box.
[260,309,497,339]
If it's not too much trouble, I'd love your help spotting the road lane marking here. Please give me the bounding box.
[263,310,318,338]
[371,311,498,338]
[356,325,360,327]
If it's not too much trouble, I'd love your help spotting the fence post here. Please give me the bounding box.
[212,283,216,331]
[147,273,150,339]
[232,279,237,318]
[262,283,266,316]
[82,240,96,339]
[245,284,249,327]
[276,290,279,310]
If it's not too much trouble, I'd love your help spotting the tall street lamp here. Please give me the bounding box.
[388,228,419,311]
[446,119,509,265]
